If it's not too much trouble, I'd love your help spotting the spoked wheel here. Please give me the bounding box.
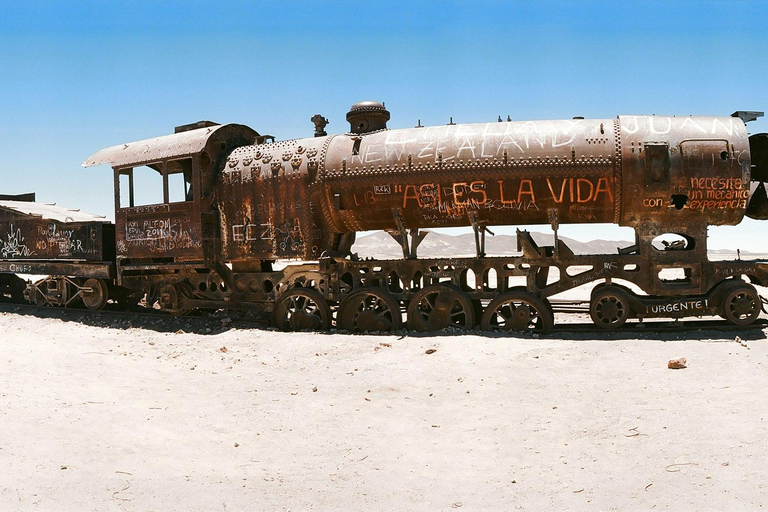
[406,284,474,332]
[590,286,630,329]
[338,287,402,333]
[273,288,331,332]
[480,291,554,335]
[81,278,109,311]
[722,283,761,326]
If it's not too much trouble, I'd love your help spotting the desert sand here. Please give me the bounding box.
[1,305,767,511]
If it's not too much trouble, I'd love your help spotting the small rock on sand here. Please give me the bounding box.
[668,357,687,369]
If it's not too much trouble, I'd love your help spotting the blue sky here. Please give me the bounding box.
[1,0,766,249]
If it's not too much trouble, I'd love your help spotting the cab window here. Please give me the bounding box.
[167,158,194,203]
[118,164,163,208]
[117,157,194,208]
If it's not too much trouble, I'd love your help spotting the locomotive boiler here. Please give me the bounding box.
[217,102,762,267]
[3,102,768,334]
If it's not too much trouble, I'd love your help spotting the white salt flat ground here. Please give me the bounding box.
[1,310,767,511]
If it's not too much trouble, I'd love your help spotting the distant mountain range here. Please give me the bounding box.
[351,230,633,259]
[351,230,764,260]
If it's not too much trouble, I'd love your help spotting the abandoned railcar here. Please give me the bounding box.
[3,104,768,334]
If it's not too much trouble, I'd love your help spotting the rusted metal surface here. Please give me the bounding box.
[318,115,752,235]
[115,201,201,261]
[618,115,750,229]
[24,275,114,309]
[0,201,113,261]
[321,118,619,233]
[217,111,756,266]
[346,100,390,134]
[84,124,259,268]
[217,134,337,263]
[82,123,259,168]
[0,261,113,279]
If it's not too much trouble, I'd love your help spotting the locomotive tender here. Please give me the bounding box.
[2,102,768,334]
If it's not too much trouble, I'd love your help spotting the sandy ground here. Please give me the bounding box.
[1,308,768,511]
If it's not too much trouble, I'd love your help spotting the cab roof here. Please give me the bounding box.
[82,123,259,169]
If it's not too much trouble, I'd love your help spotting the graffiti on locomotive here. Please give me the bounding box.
[2,222,102,259]
[351,119,593,164]
[123,218,197,252]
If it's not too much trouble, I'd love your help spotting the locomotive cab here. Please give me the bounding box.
[84,122,259,288]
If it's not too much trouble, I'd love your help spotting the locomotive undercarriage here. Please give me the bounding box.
[307,228,768,334]
[5,227,768,334]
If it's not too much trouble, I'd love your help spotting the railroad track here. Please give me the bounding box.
[1,299,765,341]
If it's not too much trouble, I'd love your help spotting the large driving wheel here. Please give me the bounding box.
[722,283,761,326]
[81,278,109,311]
[273,288,331,332]
[338,287,402,333]
[590,286,630,329]
[480,291,554,335]
[406,284,474,332]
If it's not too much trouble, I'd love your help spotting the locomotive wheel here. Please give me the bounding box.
[722,283,761,326]
[406,284,474,332]
[590,287,630,329]
[158,282,193,316]
[273,288,331,332]
[31,283,48,307]
[29,278,69,306]
[480,291,553,335]
[338,287,402,333]
[81,278,109,311]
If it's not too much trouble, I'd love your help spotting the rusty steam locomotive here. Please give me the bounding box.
[2,102,768,334]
